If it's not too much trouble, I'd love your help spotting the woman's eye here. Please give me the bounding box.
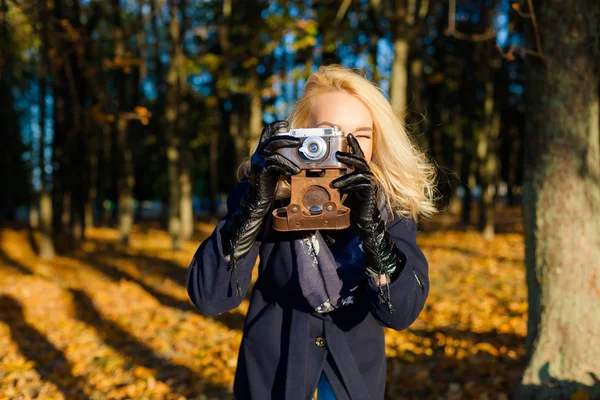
[356,135,371,139]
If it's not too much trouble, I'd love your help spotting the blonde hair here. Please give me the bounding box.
[239,65,438,221]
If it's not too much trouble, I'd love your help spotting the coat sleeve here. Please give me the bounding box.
[186,180,261,316]
[365,215,429,331]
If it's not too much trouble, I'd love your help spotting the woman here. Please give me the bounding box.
[186,65,437,400]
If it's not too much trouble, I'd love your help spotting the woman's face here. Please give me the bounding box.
[308,91,374,163]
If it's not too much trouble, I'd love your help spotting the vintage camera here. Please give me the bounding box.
[275,127,348,169]
[271,126,351,231]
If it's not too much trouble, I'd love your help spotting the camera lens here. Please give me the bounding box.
[299,137,327,161]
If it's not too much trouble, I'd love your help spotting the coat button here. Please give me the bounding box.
[315,336,327,348]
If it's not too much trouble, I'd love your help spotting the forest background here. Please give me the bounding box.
[1,0,599,399]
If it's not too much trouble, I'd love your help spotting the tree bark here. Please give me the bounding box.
[409,56,427,150]
[208,120,219,217]
[477,80,500,240]
[248,70,263,142]
[37,0,55,259]
[507,122,521,206]
[64,0,88,244]
[516,1,600,397]
[166,0,182,250]
[390,38,409,125]
[449,103,463,216]
[50,0,71,245]
[112,0,135,245]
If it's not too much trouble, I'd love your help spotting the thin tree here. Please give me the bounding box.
[165,0,184,250]
[112,0,136,245]
[37,0,55,258]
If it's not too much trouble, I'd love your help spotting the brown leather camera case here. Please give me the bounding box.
[271,169,350,231]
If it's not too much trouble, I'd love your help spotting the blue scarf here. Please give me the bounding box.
[293,194,391,314]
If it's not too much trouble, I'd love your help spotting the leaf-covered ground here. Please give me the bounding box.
[0,208,527,399]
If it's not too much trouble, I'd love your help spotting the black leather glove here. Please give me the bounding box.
[221,120,301,294]
[331,134,406,313]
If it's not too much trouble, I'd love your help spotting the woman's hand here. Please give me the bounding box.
[222,121,301,270]
[332,134,406,312]
[248,120,302,214]
[330,133,378,231]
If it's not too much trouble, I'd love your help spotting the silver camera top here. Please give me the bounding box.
[276,126,344,138]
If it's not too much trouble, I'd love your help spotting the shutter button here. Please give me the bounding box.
[315,336,326,348]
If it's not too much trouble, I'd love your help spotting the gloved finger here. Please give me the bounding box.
[259,120,289,144]
[330,171,374,189]
[335,151,369,171]
[265,164,295,177]
[346,133,366,159]
[338,183,374,194]
[262,135,300,152]
[265,154,302,175]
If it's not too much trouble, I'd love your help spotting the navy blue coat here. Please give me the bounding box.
[186,181,430,400]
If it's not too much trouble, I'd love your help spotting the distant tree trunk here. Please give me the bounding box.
[64,0,88,244]
[365,1,383,83]
[97,125,111,226]
[390,38,409,125]
[516,1,600,397]
[166,0,182,250]
[208,120,219,217]
[506,122,521,206]
[248,70,263,142]
[117,118,135,245]
[37,0,55,259]
[112,0,135,245]
[460,117,474,225]
[387,0,422,126]
[173,0,193,242]
[449,103,463,215]
[151,0,164,92]
[230,102,247,168]
[86,124,97,229]
[477,80,500,240]
[408,55,427,150]
[179,150,194,240]
[50,0,72,248]
[52,90,69,235]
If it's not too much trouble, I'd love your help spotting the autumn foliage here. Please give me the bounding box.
[0,208,527,399]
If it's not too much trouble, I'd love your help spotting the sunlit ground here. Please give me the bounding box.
[0,206,526,399]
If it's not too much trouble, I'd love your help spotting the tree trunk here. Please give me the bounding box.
[98,125,112,226]
[112,0,134,245]
[50,0,72,247]
[179,150,194,240]
[449,103,463,216]
[37,0,55,259]
[461,153,475,226]
[117,118,134,245]
[249,70,263,142]
[64,0,87,245]
[166,0,182,250]
[516,1,600,397]
[230,105,247,168]
[409,56,427,150]
[390,37,409,125]
[37,95,54,254]
[173,0,193,241]
[506,123,520,205]
[477,81,500,240]
[86,119,97,230]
